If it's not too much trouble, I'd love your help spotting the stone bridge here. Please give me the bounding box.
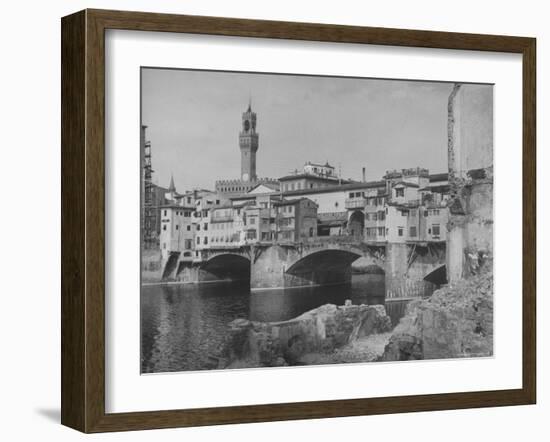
[248,237,387,290]
[167,236,446,298]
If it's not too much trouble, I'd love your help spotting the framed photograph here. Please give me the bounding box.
[61,9,536,433]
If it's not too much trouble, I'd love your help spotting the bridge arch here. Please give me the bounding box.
[285,249,362,286]
[200,253,251,282]
[423,264,447,288]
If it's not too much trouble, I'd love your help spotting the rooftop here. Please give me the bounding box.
[278,173,347,182]
[305,161,335,169]
[229,179,386,201]
[393,181,420,188]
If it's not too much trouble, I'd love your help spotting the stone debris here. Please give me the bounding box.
[381,269,493,361]
[225,303,392,368]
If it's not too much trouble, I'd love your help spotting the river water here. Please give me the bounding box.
[141,274,397,373]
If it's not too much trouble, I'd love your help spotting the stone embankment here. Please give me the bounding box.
[381,269,493,361]
[225,302,392,368]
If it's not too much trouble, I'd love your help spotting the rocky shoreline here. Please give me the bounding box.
[381,269,493,361]
[221,269,493,369]
[224,302,392,369]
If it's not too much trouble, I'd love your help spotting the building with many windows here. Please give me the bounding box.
[159,204,195,260]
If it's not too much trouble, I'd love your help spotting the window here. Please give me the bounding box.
[432,224,441,236]
[396,188,404,197]
[398,227,404,237]
[184,239,192,249]
[335,202,339,208]
[187,197,191,204]
[163,243,166,249]
[365,213,370,221]
[196,237,200,244]
[163,210,167,216]
[372,213,378,221]
[162,225,167,231]
[409,226,417,237]
[197,224,200,231]
[401,210,409,217]
[378,227,385,236]
[204,237,208,245]
[204,223,208,231]
[175,225,179,230]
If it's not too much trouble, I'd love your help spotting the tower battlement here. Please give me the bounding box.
[215,177,280,195]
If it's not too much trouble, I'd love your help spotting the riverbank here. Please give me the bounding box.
[295,332,392,365]
[224,302,393,369]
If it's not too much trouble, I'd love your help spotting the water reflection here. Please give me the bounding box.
[141,274,385,373]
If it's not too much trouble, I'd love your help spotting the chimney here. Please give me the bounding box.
[362,167,366,182]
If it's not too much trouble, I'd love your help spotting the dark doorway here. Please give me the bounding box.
[348,211,365,239]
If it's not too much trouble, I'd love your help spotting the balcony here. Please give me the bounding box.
[211,215,234,223]
[345,197,367,209]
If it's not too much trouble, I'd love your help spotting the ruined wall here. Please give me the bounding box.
[447,84,494,282]
[448,84,493,179]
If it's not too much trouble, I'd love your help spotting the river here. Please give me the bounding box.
[141,274,406,373]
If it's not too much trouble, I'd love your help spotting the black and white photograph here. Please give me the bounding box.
[140,68,494,374]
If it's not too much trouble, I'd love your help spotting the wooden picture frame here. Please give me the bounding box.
[61,8,536,433]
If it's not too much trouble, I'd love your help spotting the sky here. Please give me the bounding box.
[141,68,457,192]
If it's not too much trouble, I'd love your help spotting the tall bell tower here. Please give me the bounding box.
[239,101,259,182]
